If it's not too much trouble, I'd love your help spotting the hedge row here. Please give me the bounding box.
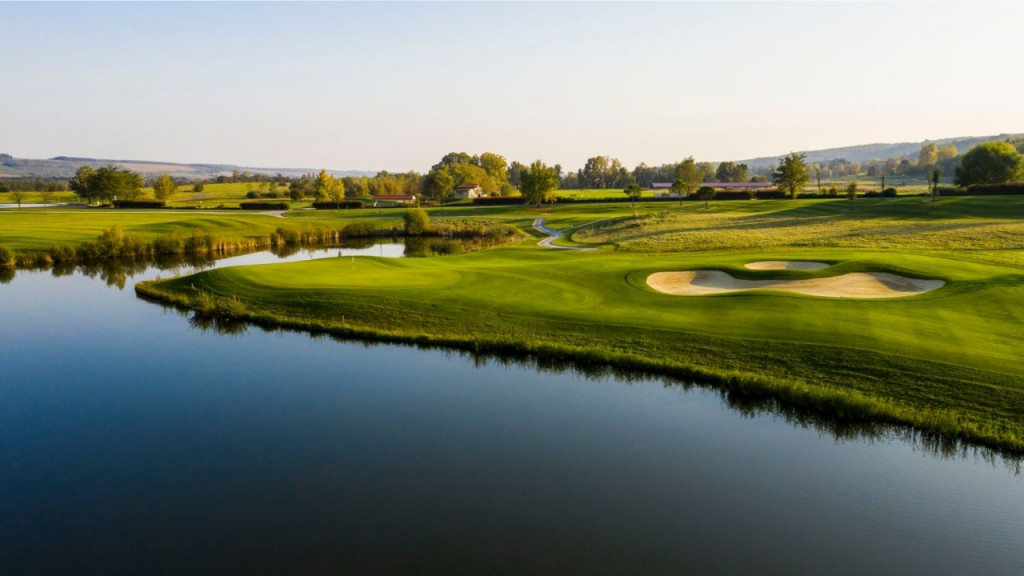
[113,200,166,209]
[964,183,1024,196]
[312,200,365,210]
[473,196,526,206]
[239,201,290,210]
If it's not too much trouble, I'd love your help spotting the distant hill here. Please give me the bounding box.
[0,153,375,180]
[738,133,1024,169]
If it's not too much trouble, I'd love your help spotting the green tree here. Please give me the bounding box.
[519,160,559,205]
[696,162,716,183]
[953,142,1024,188]
[423,169,454,202]
[715,161,749,182]
[696,185,715,209]
[78,165,143,203]
[674,157,703,196]
[670,179,686,202]
[937,144,958,163]
[403,208,430,235]
[69,165,98,203]
[328,177,346,207]
[153,172,178,201]
[478,152,508,185]
[193,182,205,193]
[624,183,643,207]
[931,167,942,200]
[846,181,858,203]
[772,152,810,198]
[314,169,335,200]
[507,161,526,188]
[918,143,939,169]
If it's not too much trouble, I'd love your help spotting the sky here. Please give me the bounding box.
[2,1,1022,173]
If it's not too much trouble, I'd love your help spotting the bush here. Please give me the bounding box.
[343,222,376,237]
[473,196,525,206]
[49,245,76,263]
[964,183,1024,196]
[152,233,184,255]
[245,191,260,199]
[312,199,364,209]
[239,201,289,210]
[882,187,898,198]
[0,244,15,267]
[113,199,165,209]
[403,208,430,235]
[275,227,301,245]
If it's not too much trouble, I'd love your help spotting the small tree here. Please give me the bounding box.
[670,179,685,203]
[193,182,205,193]
[771,152,810,199]
[10,189,26,209]
[403,208,430,235]
[931,167,942,200]
[314,169,335,200]
[41,190,54,206]
[846,181,857,204]
[519,160,559,205]
[696,185,715,209]
[624,183,643,207]
[328,179,346,208]
[675,157,702,197]
[153,172,178,201]
[423,169,455,203]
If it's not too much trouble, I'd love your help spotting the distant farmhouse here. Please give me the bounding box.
[454,183,484,199]
[371,194,417,207]
[651,181,773,197]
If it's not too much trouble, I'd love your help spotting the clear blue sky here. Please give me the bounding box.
[2,2,1022,173]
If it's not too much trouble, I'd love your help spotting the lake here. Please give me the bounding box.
[1,248,1021,575]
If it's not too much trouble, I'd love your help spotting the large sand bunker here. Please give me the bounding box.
[745,261,829,271]
[648,270,944,298]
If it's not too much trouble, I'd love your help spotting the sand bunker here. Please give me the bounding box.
[745,261,829,271]
[648,270,944,298]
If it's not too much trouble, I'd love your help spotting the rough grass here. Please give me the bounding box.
[575,196,1024,266]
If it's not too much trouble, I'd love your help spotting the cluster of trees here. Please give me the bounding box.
[69,165,144,203]
[560,155,761,190]
[954,142,1024,187]
[214,170,289,184]
[0,178,69,193]
[424,152,515,200]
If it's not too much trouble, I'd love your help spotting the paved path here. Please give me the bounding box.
[533,218,594,250]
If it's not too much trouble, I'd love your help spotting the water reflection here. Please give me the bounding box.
[175,313,1023,472]
[2,237,510,285]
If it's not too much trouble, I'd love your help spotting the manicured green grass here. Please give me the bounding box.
[137,196,1024,452]
[8,195,1024,450]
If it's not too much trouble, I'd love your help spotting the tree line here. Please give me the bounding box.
[47,137,1024,206]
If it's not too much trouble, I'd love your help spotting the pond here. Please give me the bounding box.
[0,254,1021,575]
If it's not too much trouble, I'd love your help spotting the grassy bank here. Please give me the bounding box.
[8,196,1024,451]
[137,234,1024,452]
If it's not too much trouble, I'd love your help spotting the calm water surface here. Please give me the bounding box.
[0,251,1021,575]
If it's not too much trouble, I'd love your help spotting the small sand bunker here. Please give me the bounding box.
[648,270,944,298]
[745,261,829,271]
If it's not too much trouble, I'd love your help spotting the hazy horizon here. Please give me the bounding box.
[3,2,1022,173]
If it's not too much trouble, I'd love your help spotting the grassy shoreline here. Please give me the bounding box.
[135,275,1024,454]
[7,196,1024,453]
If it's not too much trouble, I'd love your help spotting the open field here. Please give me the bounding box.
[122,195,1024,452]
